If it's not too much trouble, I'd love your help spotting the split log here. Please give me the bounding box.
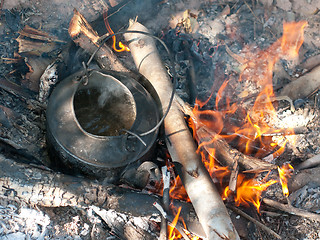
[68,9,128,72]
[124,21,240,240]
[280,64,320,100]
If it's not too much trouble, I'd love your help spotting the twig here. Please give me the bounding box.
[263,198,320,222]
[227,205,282,239]
[153,202,191,240]
[159,166,170,240]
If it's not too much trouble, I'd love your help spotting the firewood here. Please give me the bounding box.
[175,96,277,172]
[263,198,320,222]
[18,25,66,43]
[68,9,128,72]
[0,78,32,99]
[296,153,320,170]
[289,166,320,193]
[0,154,206,237]
[280,64,320,100]
[16,26,64,56]
[227,205,282,239]
[299,53,320,72]
[124,20,240,240]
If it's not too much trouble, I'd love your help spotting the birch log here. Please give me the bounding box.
[0,154,206,237]
[124,21,239,240]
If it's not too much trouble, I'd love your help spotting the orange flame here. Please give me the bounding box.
[185,21,306,211]
[168,206,201,240]
[169,175,190,202]
[233,175,277,212]
[103,11,130,52]
[278,163,294,197]
[168,206,182,240]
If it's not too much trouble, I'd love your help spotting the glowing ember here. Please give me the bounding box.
[278,163,294,197]
[103,11,130,52]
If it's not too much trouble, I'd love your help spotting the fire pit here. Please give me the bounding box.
[1,0,320,239]
[46,69,160,182]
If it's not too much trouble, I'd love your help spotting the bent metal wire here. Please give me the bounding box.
[79,30,178,146]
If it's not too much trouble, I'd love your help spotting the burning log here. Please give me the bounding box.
[280,64,320,100]
[176,96,277,172]
[68,9,128,72]
[124,20,240,240]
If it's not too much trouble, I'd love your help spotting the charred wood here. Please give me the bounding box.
[176,96,277,172]
[68,9,128,72]
[280,65,320,100]
[263,198,320,222]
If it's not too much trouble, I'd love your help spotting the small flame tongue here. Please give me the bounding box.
[278,163,294,197]
[103,10,130,52]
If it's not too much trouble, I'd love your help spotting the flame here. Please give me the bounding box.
[148,22,306,237]
[103,11,130,52]
[185,21,306,211]
[278,163,294,197]
[168,206,201,240]
[234,175,277,212]
[169,175,190,202]
[168,206,182,240]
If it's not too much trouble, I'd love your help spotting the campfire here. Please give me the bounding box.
[1,0,320,239]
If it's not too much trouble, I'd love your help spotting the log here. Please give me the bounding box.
[0,153,205,238]
[68,9,128,72]
[288,166,320,192]
[296,153,320,170]
[176,96,277,172]
[280,64,320,100]
[124,20,240,240]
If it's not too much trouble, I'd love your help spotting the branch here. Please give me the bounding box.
[124,20,240,240]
